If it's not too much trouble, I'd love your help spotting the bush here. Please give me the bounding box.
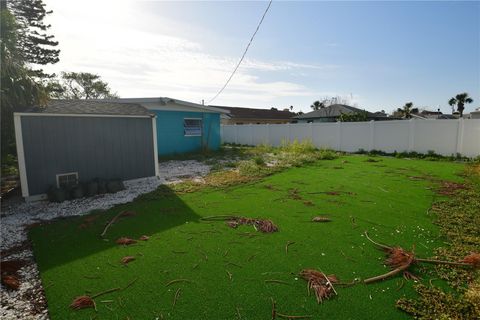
[317,149,338,160]
[253,156,265,166]
[280,139,316,154]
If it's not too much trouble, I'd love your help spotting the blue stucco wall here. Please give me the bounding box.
[154,110,221,156]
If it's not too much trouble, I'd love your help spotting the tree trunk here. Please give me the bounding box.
[458,103,464,117]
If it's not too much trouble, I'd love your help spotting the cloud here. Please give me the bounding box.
[43,0,335,107]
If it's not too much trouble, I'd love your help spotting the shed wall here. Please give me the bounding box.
[20,115,156,196]
[154,110,221,156]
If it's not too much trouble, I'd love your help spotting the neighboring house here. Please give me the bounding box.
[467,108,480,119]
[293,104,388,123]
[110,98,229,156]
[213,106,295,124]
[14,100,159,201]
[411,110,459,120]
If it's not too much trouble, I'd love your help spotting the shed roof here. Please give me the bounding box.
[294,104,381,119]
[24,100,152,116]
[211,106,295,120]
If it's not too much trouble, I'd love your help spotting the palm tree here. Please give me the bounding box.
[310,100,325,110]
[448,93,474,117]
[397,102,414,119]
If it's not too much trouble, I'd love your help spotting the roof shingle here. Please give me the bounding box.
[25,100,152,116]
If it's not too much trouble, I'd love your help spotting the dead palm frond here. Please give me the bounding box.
[139,235,149,241]
[70,295,95,310]
[311,216,331,222]
[116,237,137,245]
[363,231,475,284]
[299,269,338,303]
[223,216,279,233]
[460,253,480,268]
[1,275,20,290]
[121,256,135,265]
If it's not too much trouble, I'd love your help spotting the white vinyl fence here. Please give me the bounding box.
[221,119,480,157]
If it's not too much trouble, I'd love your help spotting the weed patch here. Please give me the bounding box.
[396,164,480,319]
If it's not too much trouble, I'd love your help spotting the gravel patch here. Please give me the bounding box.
[0,160,212,320]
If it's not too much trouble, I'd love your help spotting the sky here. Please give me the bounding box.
[43,0,480,114]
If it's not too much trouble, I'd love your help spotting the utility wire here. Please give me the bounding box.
[208,0,273,104]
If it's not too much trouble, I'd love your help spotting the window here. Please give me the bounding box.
[56,172,78,188]
[184,119,202,136]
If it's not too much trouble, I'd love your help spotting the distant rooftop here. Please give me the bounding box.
[24,99,152,116]
[211,106,295,120]
[294,104,383,119]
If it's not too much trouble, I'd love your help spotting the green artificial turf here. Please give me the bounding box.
[29,155,466,319]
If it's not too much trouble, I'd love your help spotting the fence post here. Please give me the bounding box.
[369,120,375,151]
[337,121,342,151]
[456,118,464,156]
[234,124,238,145]
[287,123,291,143]
[266,124,270,145]
[250,124,254,146]
[309,122,314,145]
[408,119,415,152]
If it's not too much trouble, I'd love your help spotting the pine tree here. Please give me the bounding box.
[7,0,60,76]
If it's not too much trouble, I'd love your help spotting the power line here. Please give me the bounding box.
[208,0,273,104]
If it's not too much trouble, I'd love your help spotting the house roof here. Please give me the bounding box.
[294,104,381,119]
[211,106,295,120]
[104,97,229,114]
[23,99,152,116]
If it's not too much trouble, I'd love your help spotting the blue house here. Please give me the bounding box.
[111,97,229,156]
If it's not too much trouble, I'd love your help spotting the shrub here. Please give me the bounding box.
[280,139,317,154]
[316,149,337,160]
[253,156,265,166]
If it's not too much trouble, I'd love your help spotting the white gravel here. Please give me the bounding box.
[0,160,212,320]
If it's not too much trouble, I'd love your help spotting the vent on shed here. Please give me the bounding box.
[56,172,78,188]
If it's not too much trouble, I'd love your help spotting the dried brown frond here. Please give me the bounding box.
[385,247,416,269]
[121,256,135,265]
[70,295,95,310]
[1,275,20,290]
[226,220,239,228]
[116,237,137,245]
[311,216,331,222]
[255,219,278,233]
[288,188,303,200]
[403,271,421,281]
[326,191,340,196]
[139,235,150,241]
[225,217,278,233]
[299,269,338,303]
[0,260,26,274]
[460,253,480,268]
